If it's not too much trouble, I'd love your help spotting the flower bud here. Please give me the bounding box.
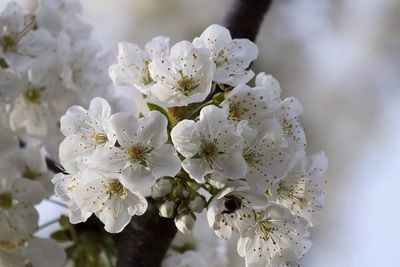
[189,195,206,213]
[159,200,175,218]
[174,214,195,233]
[151,179,172,198]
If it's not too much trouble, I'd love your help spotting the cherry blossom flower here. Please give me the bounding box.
[109,36,170,95]
[237,204,311,267]
[0,169,44,241]
[89,111,181,193]
[149,40,214,107]
[270,152,327,226]
[171,105,247,183]
[193,24,258,86]
[59,97,115,173]
[71,169,148,233]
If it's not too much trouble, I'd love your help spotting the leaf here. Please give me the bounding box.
[146,102,169,120]
[0,58,8,69]
[50,230,70,242]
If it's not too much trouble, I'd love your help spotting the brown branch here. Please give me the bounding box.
[223,0,274,41]
[115,198,177,267]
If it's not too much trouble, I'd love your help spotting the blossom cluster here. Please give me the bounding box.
[54,22,328,266]
[0,0,121,266]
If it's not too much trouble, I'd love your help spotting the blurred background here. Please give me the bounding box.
[3,0,400,266]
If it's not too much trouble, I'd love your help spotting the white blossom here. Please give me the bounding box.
[0,169,44,241]
[171,105,246,183]
[207,181,264,240]
[52,172,92,224]
[220,74,281,127]
[13,147,54,197]
[238,120,297,191]
[8,66,76,137]
[277,97,306,151]
[70,168,148,233]
[89,111,181,193]
[0,2,54,72]
[270,152,327,226]
[149,40,214,107]
[193,24,258,86]
[109,36,170,95]
[237,204,311,267]
[59,97,115,173]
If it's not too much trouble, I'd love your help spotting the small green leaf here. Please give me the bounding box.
[0,58,8,69]
[147,102,169,118]
[50,230,70,242]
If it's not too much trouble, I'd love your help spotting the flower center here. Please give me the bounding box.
[228,101,248,121]
[125,145,153,166]
[277,181,305,203]
[23,84,42,104]
[175,70,201,96]
[222,195,242,214]
[214,50,229,68]
[199,141,218,162]
[0,35,17,52]
[106,179,125,197]
[140,61,153,85]
[22,166,40,180]
[95,133,108,145]
[0,192,13,209]
[243,149,260,166]
[256,219,276,242]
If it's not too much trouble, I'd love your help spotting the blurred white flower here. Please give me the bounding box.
[0,2,54,72]
[149,40,214,107]
[0,171,44,241]
[193,24,258,86]
[8,66,76,138]
[171,105,246,183]
[13,147,54,197]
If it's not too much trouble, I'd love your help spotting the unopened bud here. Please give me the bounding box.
[159,200,175,218]
[189,195,206,213]
[151,179,172,198]
[174,214,195,233]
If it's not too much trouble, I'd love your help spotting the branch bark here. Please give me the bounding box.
[115,198,177,267]
[223,0,274,41]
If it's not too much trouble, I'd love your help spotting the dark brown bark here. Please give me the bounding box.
[223,0,274,41]
[115,198,177,267]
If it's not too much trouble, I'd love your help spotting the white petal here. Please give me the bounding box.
[171,120,199,158]
[147,144,181,178]
[182,158,212,183]
[26,238,66,267]
[137,111,168,148]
